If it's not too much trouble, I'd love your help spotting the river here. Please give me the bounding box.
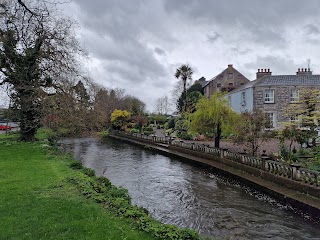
[60,137,320,239]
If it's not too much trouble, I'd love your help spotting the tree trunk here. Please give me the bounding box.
[183,79,187,112]
[214,123,221,148]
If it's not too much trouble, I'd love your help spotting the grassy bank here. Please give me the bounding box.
[0,132,202,240]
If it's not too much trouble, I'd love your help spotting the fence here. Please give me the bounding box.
[110,131,320,188]
[171,140,320,187]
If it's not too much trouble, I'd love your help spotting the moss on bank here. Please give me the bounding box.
[0,131,204,240]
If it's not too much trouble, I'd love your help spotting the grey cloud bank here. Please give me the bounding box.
[62,0,320,111]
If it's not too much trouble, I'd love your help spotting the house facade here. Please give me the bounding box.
[226,68,320,129]
[203,64,250,98]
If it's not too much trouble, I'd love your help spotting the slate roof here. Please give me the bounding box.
[197,80,209,87]
[227,80,257,94]
[255,75,320,86]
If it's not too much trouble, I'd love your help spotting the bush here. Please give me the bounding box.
[179,132,192,140]
[68,169,202,240]
[143,131,154,136]
[143,127,153,132]
[130,128,140,133]
[70,161,83,170]
[82,167,95,177]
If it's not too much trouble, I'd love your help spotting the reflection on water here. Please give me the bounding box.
[60,137,320,240]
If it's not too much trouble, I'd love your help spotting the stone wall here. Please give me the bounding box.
[253,85,320,128]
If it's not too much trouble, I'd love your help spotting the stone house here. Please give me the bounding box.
[226,68,320,129]
[203,64,250,99]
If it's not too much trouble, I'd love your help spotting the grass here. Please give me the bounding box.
[0,130,203,240]
[0,137,155,239]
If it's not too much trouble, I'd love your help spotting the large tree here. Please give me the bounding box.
[175,64,193,112]
[284,88,320,146]
[0,0,83,141]
[188,92,237,148]
[233,109,271,156]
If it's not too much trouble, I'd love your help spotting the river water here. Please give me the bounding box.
[60,137,320,239]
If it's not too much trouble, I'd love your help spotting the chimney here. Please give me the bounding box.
[256,68,272,80]
[296,68,312,75]
[228,64,233,70]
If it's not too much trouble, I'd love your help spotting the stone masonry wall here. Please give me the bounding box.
[254,85,320,128]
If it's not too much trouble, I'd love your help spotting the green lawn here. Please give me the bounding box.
[0,139,156,240]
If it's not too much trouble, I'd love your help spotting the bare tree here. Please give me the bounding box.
[154,95,171,115]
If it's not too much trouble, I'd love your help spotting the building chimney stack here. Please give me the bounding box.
[256,68,272,79]
[296,68,312,75]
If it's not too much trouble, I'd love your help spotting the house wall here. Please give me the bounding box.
[227,87,254,113]
[253,85,320,129]
[204,65,250,98]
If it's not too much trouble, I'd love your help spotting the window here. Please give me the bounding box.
[228,73,233,79]
[290,89,299,102]
[265,112,275,128]
[241,91,246,106]
[264,89,274,103]
[217,83,221,88]
[228,82,234,87]
[289,115,300,125]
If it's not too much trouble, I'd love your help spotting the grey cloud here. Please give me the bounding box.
[63,0,320,111]
[154,47,166,56]
[207,32,221,43]
[243,55,299,78]
[305,24,320,35]
[163,0,319,47]
[71,0,170,88]
[231,47,252,55]
[163,0,320,26]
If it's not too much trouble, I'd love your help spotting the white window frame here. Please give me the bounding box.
[264,89,275,103]
[265,112,276,129]
[289,115,301,126]
[290,89,299,103]
[241,91,246,106]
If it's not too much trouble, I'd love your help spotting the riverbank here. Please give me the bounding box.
[0,133,202,240]
[108,133,320,222]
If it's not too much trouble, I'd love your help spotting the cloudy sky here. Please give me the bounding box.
[60,0,320,111]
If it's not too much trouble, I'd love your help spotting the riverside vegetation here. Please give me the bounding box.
[0,130,203,240]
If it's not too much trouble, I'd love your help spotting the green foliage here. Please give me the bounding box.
[178,90,203,113]
[111,109,131,130]
[150,115,167,125]
[175,64,194,112]
[130,128,140,133]
[166,118,176,129]
[68,165,202,240]
[233,109,271,156]
[284,88,320,145]
[174,115,191,139]
[143,127,154,132]
[70,161,83,170]
[0,140,156,240]
[188,92,237,147]
[144,131,155,136]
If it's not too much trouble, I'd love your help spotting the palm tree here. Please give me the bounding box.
[175,64,194,112]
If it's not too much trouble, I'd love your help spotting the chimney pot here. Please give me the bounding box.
[305,68,307,72]
[298,68,300,72]
[258,69,260,72]
[268,69,270,72]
